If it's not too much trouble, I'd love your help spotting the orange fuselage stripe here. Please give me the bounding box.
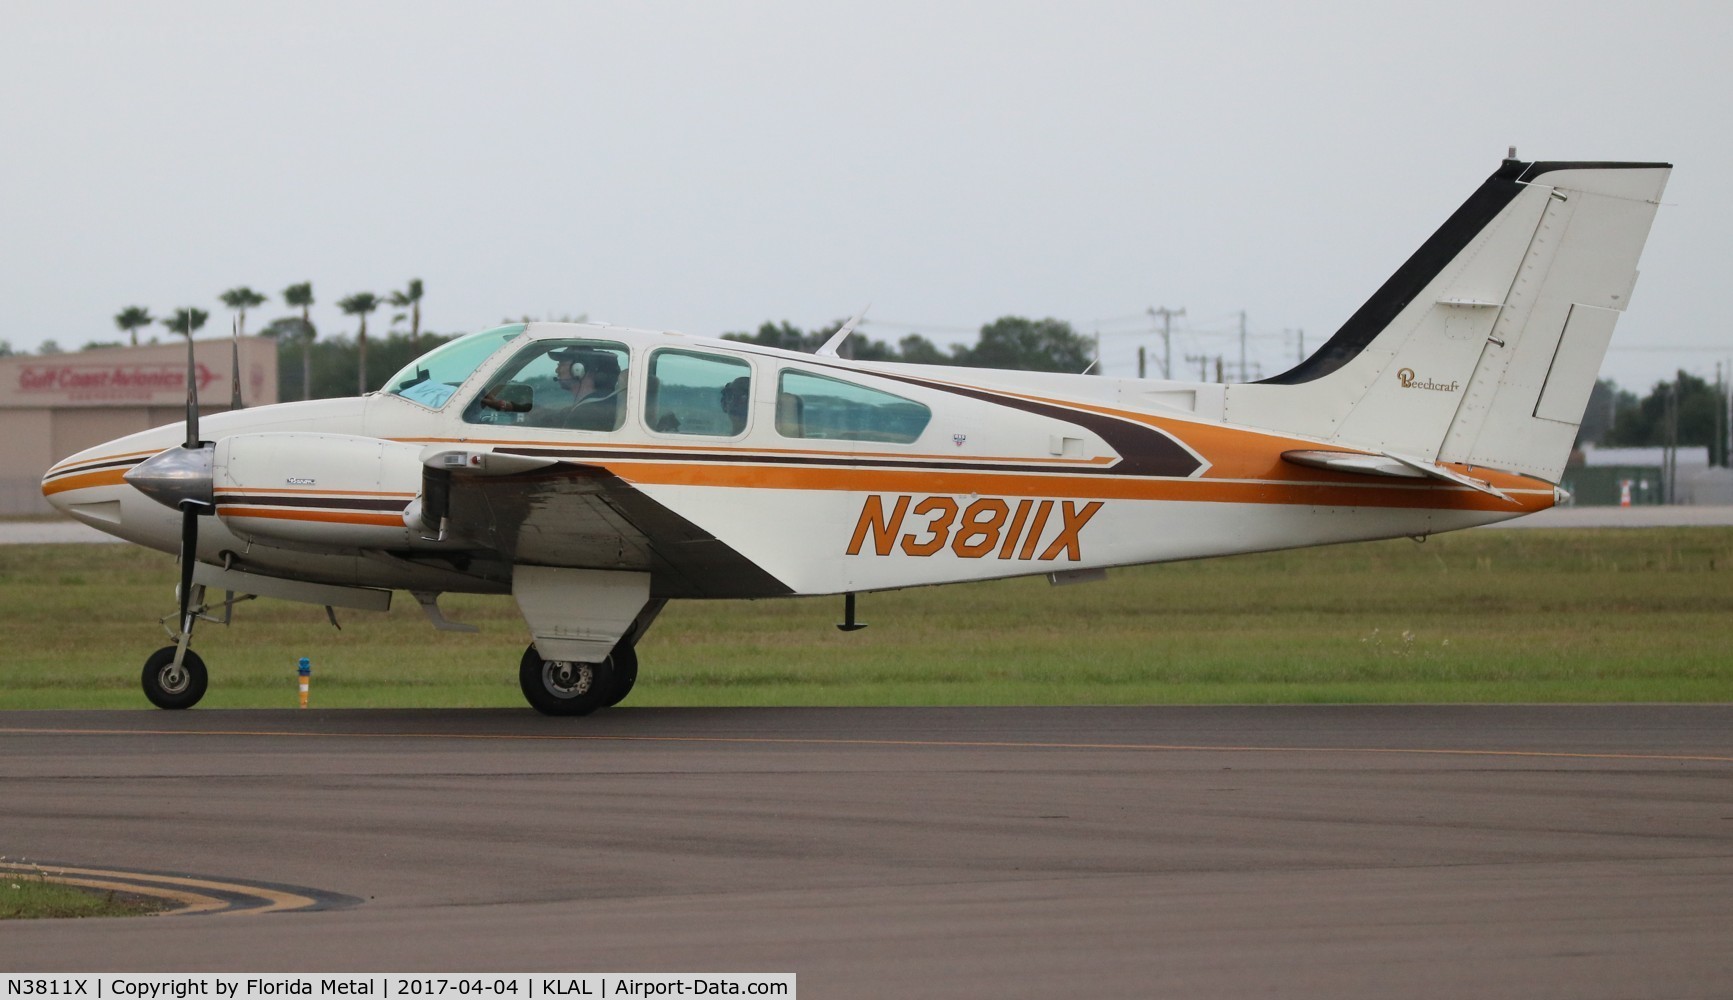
[215,507,407,527]
[41,468,129,496]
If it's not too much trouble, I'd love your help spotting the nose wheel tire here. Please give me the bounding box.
[142,646,208,710]
[520,645,618,716]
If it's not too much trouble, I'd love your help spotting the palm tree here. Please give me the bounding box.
[219,286,268,338]
[162,307,210,339]
[338,292,382,395]
[388,278,424,351]
[114,306,154,347]
[283,282,316,400]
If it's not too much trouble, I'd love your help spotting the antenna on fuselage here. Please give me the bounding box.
[815,304,871,358]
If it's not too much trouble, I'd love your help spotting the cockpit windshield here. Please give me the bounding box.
[385,324,527,409]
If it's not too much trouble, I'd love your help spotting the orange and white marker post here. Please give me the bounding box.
[298,657,311,708]
[1619,479,1633,507]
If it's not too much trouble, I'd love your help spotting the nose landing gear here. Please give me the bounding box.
[141,646,208,710]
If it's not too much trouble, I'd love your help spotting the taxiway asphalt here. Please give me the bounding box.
[1,706,1730,998]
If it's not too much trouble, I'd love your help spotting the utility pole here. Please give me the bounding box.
[1664,377,1680,504]
[1185,353,1213,382]
[1238,310,1248,383]
[1147,306,1185,380]
[1137,346,1146,379]
[1718,362,1726,468]
[1718,359,1731,468]
[1719,355,1733,467]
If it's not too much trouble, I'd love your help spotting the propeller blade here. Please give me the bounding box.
[184,322,201,449]
[231,317,244,410]
[177,504,199,635]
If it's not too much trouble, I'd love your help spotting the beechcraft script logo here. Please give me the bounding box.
[847,495,1102,561]
[1397,368,1459,392]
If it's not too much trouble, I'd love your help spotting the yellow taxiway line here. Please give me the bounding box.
[0,861,319,915]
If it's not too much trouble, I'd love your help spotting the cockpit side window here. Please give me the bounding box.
[645,349,752,437]
[462,339,631,431]
[775,370,931,443]
[387,324,526,409]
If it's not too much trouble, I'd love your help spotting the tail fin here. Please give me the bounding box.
[1222,159,1670,482]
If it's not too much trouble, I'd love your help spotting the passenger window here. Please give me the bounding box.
[776,370,931,443]
[645,350,753,437]
[462,339,629,431]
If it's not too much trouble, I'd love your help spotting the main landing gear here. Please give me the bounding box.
[519,640,638,717]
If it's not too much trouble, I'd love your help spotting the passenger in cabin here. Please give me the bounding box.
[551,348,623,431]
[721,376,750,434]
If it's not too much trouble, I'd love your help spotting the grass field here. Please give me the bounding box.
[2,527,1730,709]
[0,863,164,920]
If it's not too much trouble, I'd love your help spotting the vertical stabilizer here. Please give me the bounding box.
[1220,159,1670,482]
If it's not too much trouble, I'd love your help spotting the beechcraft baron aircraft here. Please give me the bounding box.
[42,157,1670,714]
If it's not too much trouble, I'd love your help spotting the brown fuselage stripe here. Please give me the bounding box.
[215,493,411,512]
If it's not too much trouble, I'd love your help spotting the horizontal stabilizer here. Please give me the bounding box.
[1282,449,1516,503]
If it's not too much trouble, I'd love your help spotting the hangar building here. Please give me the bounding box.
[1,338,277,514]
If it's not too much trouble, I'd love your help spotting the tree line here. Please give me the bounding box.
[720,315,1095,373]
[2,303,1722,457]
[1581,375,1729,464]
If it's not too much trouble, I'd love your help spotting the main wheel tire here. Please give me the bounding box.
[601,642,638,709]
[519,645,615,717]
[142,646,208,710]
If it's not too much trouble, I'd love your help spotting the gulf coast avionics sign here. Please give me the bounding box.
[11,360,221,404]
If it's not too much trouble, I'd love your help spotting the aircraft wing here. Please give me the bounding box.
[420,451,791,599]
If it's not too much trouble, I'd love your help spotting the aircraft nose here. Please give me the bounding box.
[40,469,70,513]
[125,443,216,512]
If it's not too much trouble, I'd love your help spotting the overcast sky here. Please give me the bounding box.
[2,1,1726,391]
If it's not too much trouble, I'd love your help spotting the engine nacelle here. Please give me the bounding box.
[213,432,425,550]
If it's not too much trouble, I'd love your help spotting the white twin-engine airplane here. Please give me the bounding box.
[43,157,1670,715]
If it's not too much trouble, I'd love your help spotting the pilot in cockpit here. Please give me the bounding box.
[549,348,622,431]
